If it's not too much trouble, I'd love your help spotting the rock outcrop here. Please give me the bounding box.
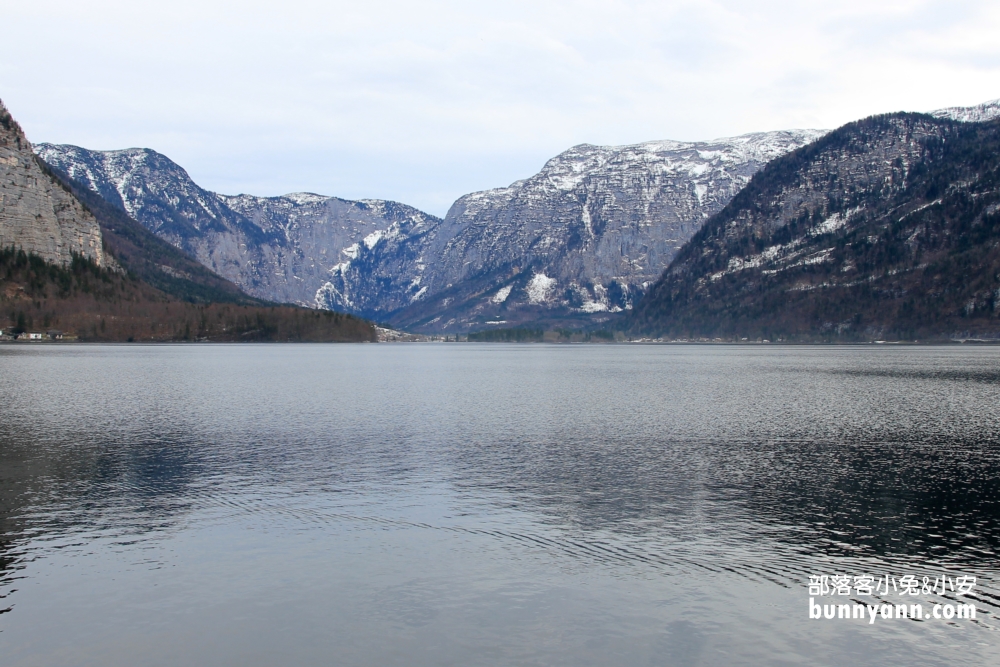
[0,101,106,267]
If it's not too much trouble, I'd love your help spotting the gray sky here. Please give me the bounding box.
[3,1,999,216]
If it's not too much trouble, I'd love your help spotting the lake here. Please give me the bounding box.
[1,344,998,666]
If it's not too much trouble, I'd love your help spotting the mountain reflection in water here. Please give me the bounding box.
[0,344,998,666]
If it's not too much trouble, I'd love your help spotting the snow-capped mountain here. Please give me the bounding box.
[34,144,441,306]
[366,99,999,333]
[320,130,828,331]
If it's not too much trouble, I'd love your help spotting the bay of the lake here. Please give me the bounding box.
[1,343,998,666]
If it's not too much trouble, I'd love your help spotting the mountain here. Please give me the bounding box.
[322,131,828,332]
[628,113,1000,341]
[50,165,267,306]
[33,144,441,308]
[3,97,261,306]
[0,102,108,268]
[329,100,1000,334]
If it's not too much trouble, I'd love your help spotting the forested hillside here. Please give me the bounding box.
[1,247,375,342]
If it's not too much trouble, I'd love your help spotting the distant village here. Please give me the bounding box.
[0,329,73,342]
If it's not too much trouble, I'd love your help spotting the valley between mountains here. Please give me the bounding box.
[36,130,829,333]
[11,97,1000,341]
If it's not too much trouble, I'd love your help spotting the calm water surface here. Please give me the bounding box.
[1,344,998,666]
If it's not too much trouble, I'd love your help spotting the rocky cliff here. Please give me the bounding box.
[0,101,107,267]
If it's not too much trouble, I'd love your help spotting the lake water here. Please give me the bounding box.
[1,344,998,666]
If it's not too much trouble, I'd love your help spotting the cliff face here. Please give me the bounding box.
[629,114,1000,340]
[0,101,106,267]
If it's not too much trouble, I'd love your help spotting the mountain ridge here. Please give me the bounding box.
[34,143,441,308]
[628,112,1000,340]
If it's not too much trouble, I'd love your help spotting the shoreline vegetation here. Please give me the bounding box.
[5,336,999,345]
[1,247,376,343]
[3,257,995,347]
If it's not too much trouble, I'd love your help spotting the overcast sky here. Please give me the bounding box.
[2,1,998,215]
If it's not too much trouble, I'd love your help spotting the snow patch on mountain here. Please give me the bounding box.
[526,273,557,304]
[491,284,513,304]
[810,207,861,237]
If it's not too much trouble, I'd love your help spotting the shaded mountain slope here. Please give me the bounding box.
[629,113,1000,341]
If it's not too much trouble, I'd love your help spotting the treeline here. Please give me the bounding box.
[468,327,543,342]
[1,247,376,342]
[466,327,618,342]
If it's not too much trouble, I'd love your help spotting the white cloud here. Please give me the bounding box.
[2,1,998,215]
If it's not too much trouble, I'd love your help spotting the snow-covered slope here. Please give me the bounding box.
[931,98,1000,123]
